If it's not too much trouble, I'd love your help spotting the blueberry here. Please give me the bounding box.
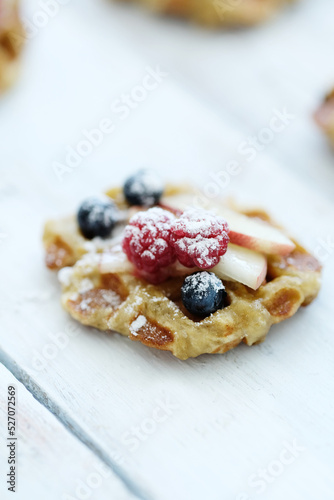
[123,169,164,206]
[181,272,227,317]
[77,196,119,239]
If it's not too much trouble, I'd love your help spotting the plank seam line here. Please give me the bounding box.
[0,350,153,500]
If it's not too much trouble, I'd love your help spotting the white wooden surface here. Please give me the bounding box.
[1,0,334,499]
[0,364,138,500]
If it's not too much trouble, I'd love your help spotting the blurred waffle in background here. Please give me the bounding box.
[117,0,297,27]
[0,0,24,92]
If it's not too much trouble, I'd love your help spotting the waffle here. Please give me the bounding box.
[116,0,296,27]
[314,88,334,147]
[43,186,321,360]
[0,1,24,92]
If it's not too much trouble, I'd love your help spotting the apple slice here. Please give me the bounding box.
[219,207,295,256]
[162,194,295,256]
[210,243,267,290]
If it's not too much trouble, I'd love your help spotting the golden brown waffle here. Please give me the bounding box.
[0,1,24,92]
[43,186,321,360]
[315,88,334,147]
[117,0,296,27]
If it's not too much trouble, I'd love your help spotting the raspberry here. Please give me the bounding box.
[170,209,230,269]
[122,207,176,276]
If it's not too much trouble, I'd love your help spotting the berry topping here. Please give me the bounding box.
[123,169,164,206]
[181,272,227,317]
[77,196,119,240]
[170,209,230,269]
[122,207,176,275]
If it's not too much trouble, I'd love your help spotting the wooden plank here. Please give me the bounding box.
[1,108,333,499]
[99,0,334,201]
[0,1,333,499]
[0,363,140,500]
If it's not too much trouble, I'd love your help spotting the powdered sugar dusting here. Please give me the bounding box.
[128,207,175,234]
[170,209,229,269]
[78,278,94,293]
[78,297,93,312]
[122,207,176,276]
[99,244,135,274]
[81,195,116,226]
[182,271,225,298]
[58,266,74,287]
[83,230,124,253]
[173,209,228,238]
[77,289,122,313]
[130,315,147,336]
[121,294,144,321]
[101,290,122,306]
[126,169,164,206]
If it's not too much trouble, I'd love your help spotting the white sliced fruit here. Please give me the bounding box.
[99,246,135,274]
[210,243,267,290]
[162,194,295,256]
[221,208,295,256]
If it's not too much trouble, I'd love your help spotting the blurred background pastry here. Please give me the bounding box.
[0,0,24,92]
[315,89,334,147]
[117,0,297,27]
